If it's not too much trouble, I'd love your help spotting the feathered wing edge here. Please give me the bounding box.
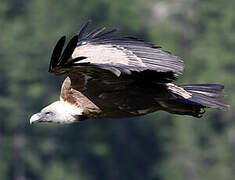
[77,20,119,40]
[90,37,184,77]
[49,21,119,73]
[49,35,79,72]
[77,20,92,39]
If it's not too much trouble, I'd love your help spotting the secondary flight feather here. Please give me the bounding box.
[30,21,229,124]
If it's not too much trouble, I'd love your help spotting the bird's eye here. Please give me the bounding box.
[45,112,52,115]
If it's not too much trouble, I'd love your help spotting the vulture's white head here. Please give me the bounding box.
[30,101,85,124]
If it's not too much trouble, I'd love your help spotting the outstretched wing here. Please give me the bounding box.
[49,21,184,94]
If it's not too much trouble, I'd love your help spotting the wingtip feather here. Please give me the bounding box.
[49,36,66,72]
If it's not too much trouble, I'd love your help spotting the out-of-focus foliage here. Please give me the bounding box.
[0,0,234,179]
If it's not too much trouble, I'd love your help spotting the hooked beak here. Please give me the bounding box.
[30,113,41,124]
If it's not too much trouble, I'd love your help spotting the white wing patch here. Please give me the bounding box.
[72,44,146,67]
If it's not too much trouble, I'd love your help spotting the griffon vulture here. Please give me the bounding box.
[30,21,229,124]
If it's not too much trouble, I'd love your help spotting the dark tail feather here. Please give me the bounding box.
[161,84,229,118]
[179,84,229,111]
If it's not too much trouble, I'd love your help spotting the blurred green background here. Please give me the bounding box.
[0,0,235,179]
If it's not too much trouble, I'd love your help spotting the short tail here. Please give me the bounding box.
[161,84,229,118]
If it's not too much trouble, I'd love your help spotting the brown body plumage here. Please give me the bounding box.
[30,21,229,124]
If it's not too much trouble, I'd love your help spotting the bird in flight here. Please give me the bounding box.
[30,21,229,124]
